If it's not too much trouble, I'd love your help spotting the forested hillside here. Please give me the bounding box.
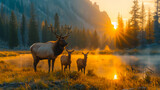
[0,0,112,30]
[0,0,111,49]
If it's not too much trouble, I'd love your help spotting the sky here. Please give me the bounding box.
[90,0,155,24]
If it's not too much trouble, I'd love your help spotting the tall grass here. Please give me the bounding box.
[0,50,160,89]
[0,60,160,89]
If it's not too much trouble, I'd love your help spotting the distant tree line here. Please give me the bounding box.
[114,0,155,49]
[0,3,103,50]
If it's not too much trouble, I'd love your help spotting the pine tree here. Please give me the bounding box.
[139,2,146,46]
[100,33,107,49]
[86,30,92,49]
[146,9,154,44]
[92,30,99,49]
[70,28,75,48]
[140,2,146,31]
[48,24,55,41]
[116,14,125,49]
[154,0,160,43]
[37,16,42,42]
[82,28,87,49]
[0,2,5,41]
[20,14,26,45]
[125,19,133,48]
[42,20,48,42]
[117,13,124,33]
[54,13,60,34]
[41,21,45,42]
[129,0,140,47]
[70,27,79,49]
[28,3,39,46]
[9,11,18,49]
[0,1,4,19]
[0,15,4,41]
[4,16,9,42]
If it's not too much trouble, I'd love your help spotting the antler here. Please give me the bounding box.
[66,49,69,52]
[54,29,60,38]
[48,24,53,32]
[48,24,71,38]
[71,50,75,52]
[63,25,72,38]
[48,24,60,38]
[86,52,89,54]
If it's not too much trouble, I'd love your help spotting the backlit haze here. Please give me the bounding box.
[90,0,155,27]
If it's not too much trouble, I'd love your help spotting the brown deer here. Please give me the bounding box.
[30,26,71,72]
[60,49,74,71]
[76,52,89,74]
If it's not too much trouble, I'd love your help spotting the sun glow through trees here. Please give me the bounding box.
[112,22,118,30]
[114,74,118,80]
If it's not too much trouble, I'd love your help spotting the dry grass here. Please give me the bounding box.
[0,51,30,57]
[0,60,160,89]
[0,51,160,89]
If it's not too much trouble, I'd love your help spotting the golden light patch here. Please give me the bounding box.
[114,74,118,80]
[112,22,118,30]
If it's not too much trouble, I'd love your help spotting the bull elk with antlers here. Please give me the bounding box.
[30,25,71,72]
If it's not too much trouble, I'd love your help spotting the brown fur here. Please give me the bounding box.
[30,36,68,72]
[76,52,89,74]
[60,50,74,71]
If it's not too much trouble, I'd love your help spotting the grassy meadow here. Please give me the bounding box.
[0,50,160,89]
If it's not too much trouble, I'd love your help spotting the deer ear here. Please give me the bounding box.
[87,52,89,54]
[72,50,74,53]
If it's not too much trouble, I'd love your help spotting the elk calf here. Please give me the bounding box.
[76,52,89,74]
[60,49,74,71]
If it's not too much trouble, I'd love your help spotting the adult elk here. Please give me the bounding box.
[76,52,89,74]
[60,49,74,71]
[30,26,71,72]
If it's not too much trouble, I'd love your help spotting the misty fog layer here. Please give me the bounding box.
[1,54,160,79]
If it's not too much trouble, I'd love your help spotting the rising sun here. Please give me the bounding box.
[112,22,118,30]
[114,74,118,80]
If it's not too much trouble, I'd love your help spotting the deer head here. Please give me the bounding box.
[66,49,74,56]
[82,52,89,60]
[49,25,72,47]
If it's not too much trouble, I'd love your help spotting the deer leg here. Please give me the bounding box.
[33,60,36,72]
[69,64,71,71]
[84,67,85,74]
[81,68,83,72]
[33,58,39,72]
[48,59,51,72]
[64,65,67,71]
[52,59,55,72]
[78,67,80,72]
